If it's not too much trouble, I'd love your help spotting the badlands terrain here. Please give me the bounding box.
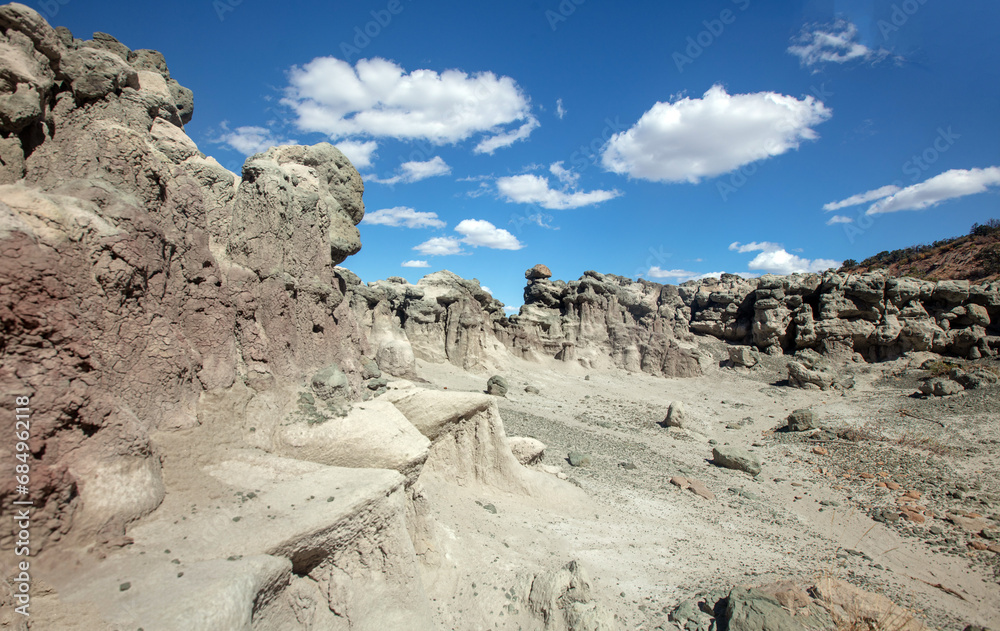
[1,4,999,629]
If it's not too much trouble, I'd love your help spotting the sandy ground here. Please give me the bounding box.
[414,341,1000,630]
[20,342,999,630]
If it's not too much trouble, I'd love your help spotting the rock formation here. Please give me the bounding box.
[0,3,376,555]
[0,6,986,629]
[509,268,702,377]
[0,8,613,629]
[682,272,999,361]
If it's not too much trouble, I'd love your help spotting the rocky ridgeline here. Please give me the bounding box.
[511,264,702,377]
[343,263,998,387]
[685,272,999,360]
[341,268,510,375]
[338,263,703,379]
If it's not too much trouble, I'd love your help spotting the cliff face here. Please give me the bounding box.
[0,5,368,550]
[339,263,1000,386]
[682,272,999,361]
[509,266,702,377]
[340,266,705,379]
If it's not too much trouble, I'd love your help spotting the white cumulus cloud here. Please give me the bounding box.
[371,156,452,185]
[218,125,294,155]
[413,219,524,256]
[867,167,1000,214]
[414,237,465,256]
[731,241,838,275]
[823,184,902,211]
[363,207,446,229]
[283,57,536,150]
[788,20,889,68]
[335,140,378,169]
[401,260,430,268]
[645,268,730,283]
[496,174,621,210]
[454,219,523,250]
[601,85,831,183]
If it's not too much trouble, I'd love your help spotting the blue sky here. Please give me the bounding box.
[42,0,1000,310]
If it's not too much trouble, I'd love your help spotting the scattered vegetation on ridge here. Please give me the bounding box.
[840,219,1000,282]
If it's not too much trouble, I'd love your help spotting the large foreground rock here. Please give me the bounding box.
[712,446,762,477]
[40,455,435,630]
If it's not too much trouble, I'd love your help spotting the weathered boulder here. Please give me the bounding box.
[786,408,816,432]
[526,263,552,279]
[526,561,616,631]
[509,436,546,465]
[712,446,762,477]
[919,377,964,397]
[487,374,509,396]
[58,46,138,101]
[664,401,686,428]
[728,345,760,367]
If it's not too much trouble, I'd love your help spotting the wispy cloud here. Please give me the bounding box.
[728,241,782,254]
[474,117,539,154]
[362,207,446,229]
[556,98,566,119]
[867,167,1000,214]
[823,184,902,211]
[370,156,452,185]
[401,260,430,268]
[826,215,854,225]
[549,161,579,186]
[788,20,890,69]
[601,85,831,183]
[497,173,620,210]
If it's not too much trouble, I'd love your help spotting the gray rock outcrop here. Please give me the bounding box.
[509,268,703,377]
[712,446,762,477]
[682,271,999,361]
